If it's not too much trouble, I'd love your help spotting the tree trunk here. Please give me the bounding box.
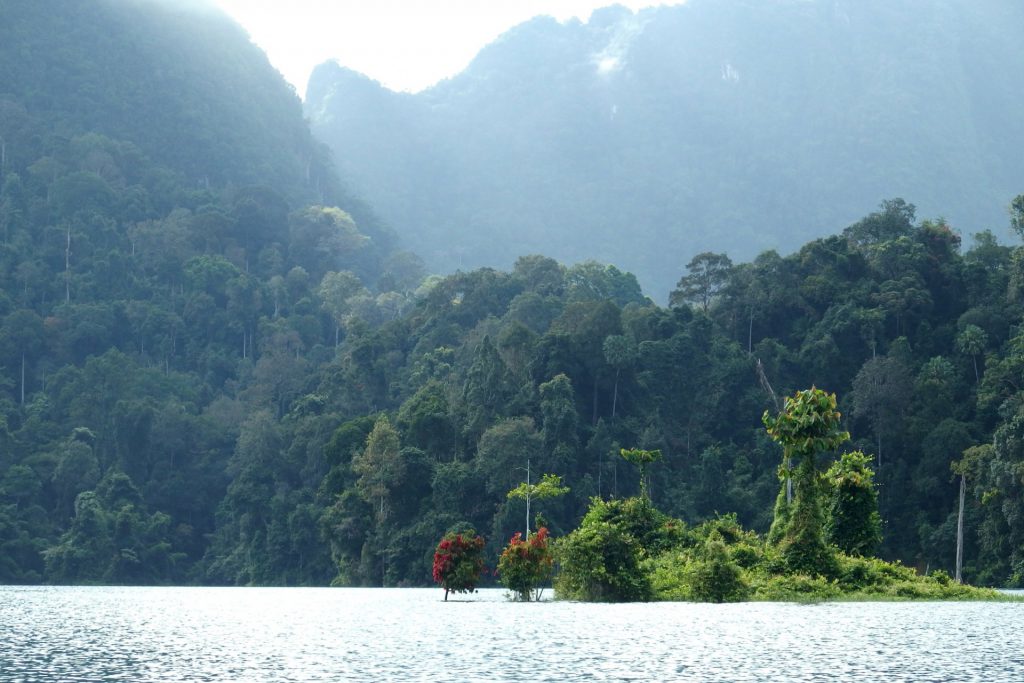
[525,459,531,538]
[611,368,620,419]
[955,473,966,584]
[748,308,754,354]
[64,225,71,303]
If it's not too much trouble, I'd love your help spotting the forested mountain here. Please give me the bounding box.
[0,0,421,583]
[3,0,1024,592]
[306,0,1024,297]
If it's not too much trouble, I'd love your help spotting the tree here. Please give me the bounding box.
[843,198,916,248]
[850,355,912,466]
[288,206,368,281]
[824,451,882,557]
[603,334,637,419]
[670,252,733,312]
[951,446,988,584]
[317,270,365,347]
[538,373,578,469]
[497,526,554,601]
[477,417,542,497]
[507,472,569,538]
[619,447,662,501]
[1010,194,1024,240]
[956,324,988,383]
[352,415,404,525]
[763,388,849,575]
[461,336,513,442]
[432,530,486,601]
[0,308,44,404]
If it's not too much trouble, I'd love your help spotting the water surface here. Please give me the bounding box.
[2,586,1021,681]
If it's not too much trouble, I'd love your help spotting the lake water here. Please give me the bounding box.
[1,586,1022,682]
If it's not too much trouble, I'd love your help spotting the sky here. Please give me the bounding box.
[211,1,684,97]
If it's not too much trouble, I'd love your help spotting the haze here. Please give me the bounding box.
[212,0,685,95]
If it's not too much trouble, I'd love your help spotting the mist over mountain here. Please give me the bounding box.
[307,0,1024,297]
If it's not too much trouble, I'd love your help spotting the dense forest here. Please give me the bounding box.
[307,0,1024,296]
[2,0,1024,591]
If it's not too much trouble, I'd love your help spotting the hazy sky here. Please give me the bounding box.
[212,1,683,97]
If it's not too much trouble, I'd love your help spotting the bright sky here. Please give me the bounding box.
[211,1,684,97]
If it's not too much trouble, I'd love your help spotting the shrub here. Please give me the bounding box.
[687,532,750,603]
[824,451,882,557]
[498,527,554,601]
[555,521,652,602]
[750,573,842,601]
[579,496,689,557]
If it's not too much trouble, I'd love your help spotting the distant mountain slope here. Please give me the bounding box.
[307,0,1024,297]
[3,0,331,204]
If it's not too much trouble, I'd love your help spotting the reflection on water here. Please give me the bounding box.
[1,586,1022,682]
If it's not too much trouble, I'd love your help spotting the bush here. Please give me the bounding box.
[579,496,689,557]
[498,527,554,601]
[824,451,882,557]
[750,573,842,601]
[555,521,652,602]
[687,532,750,603]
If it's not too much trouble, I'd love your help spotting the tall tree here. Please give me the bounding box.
[670,252,733,312]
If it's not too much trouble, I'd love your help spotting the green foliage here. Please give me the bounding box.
[824,451,882,556]
[555,520,652,602]
[763,389,849,461]
[670,253,734,312]
[685,531,750,602]
[507,474,570,504]
[763,388,848,576]
[0,1,1022,591]
[620,447,662,500]
[497,527,554,601]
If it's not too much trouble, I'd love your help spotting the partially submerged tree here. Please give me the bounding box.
[507,471,569,538]
[432,530,486,601]
[497,526,554,601]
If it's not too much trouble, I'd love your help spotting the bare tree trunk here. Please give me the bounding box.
[64,225,71,303]
[748,308,754,354]
[955,473,966,583]
[611,368,620,419]
[525,459,531,538]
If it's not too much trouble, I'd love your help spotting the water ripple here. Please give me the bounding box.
[1,586,1021,682]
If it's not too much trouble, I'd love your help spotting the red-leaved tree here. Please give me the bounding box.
[432,530,486,601]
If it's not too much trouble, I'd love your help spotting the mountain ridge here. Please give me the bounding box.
[307,0,1024,298]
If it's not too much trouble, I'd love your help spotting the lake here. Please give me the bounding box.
[1,586,1021,681]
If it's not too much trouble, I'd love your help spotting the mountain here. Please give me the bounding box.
[306,0,1024,297]
[0,0,416,584]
